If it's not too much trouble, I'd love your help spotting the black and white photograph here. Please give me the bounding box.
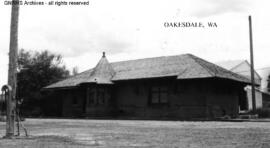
[0,0,270,147]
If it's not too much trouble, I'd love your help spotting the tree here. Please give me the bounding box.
[72,66,79,76]
[17,49,70,116]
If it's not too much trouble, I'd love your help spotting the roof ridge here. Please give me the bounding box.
[186,54,215,77]
[110,54,188,65]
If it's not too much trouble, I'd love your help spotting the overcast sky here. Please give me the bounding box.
[0,0,270,86]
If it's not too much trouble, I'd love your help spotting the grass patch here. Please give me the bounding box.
[0,119,270,147]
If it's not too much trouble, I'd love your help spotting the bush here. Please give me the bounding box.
[249,108,270,118]
[0,115,6,122]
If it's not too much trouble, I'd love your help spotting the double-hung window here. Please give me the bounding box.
[150,86,168,104]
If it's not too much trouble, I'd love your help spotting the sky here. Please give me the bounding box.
[0,0,270,87]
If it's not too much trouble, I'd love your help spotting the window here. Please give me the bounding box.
[86,88,95,105]
[150,86,168,104]
[86,87,108,106]
[97,88,106,105]
[88,92,94,105]
[72,96,78,105]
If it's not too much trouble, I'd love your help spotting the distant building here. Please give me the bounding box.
[44,53,251,119]
[257,69,270,92]
[216,60,270,111]
[216,60,261,85]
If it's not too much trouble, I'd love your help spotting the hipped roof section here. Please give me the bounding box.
[45,53,252,89]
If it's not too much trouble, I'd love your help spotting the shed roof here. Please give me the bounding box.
[45,53,251,89]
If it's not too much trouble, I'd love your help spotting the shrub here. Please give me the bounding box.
[249,108,270,118]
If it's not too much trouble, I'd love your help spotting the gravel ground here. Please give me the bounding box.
[0,119,270,148]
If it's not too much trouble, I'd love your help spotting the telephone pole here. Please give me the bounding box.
[6,0,20,138]
[248,15,256,111]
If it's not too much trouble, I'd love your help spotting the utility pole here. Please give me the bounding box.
[248,15,256,111]
[6,0,20,138]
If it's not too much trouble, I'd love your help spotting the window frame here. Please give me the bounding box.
[96,87,106,105]
[86,88,95,105]
[72,95,79,106]
[149,85,169,105]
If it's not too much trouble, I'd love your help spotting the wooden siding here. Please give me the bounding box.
[113,78,242,119]
[59,78,245,119]
[61,88,85,117]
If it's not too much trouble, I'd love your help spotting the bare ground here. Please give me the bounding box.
[0,119,270,148]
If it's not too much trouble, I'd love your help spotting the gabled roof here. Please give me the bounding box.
[45,53,251,89]
[216,60,246,71]
[216,60,261,84]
